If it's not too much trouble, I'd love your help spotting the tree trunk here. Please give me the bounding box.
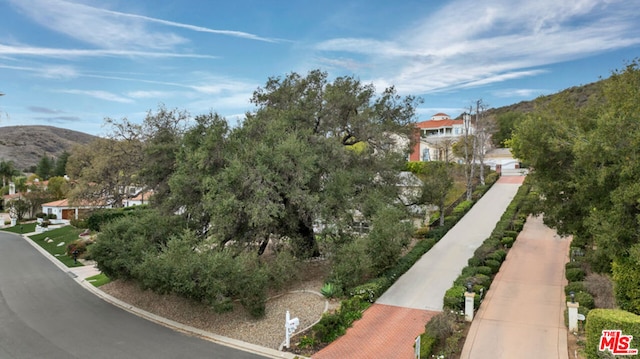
[295,217,320,258]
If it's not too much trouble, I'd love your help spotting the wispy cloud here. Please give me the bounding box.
[28,106,64,114]
[313,0,640,95]
[126,90,177,99]
[57,89,134,103]
[0,44,218,59]
[8,0,279,51]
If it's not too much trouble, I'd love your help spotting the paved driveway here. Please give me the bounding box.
[0,231,267,359]
[460,215,570,359]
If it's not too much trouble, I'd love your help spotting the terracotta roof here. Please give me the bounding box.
[2,193,22,200]
[42,199,70,207]
[129,191,153,201]
[42,198,104,207]
[432,112,450,118]
[414,119,462,129]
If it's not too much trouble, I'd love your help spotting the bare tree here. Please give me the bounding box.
[474,100,494,185]
[461,106,476,201]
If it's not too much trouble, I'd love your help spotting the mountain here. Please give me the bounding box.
[487,80,602,117]
[0,126,97,172]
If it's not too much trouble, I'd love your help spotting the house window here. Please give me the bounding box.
[422,148,430,161]
[47,208,52,215]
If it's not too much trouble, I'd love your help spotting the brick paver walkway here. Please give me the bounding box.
[460,215,570,359]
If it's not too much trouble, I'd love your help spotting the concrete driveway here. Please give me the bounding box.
[0,230,267,359]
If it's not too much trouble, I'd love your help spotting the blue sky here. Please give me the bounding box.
[1,0,639,136]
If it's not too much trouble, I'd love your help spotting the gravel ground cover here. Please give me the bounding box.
[100,261,335,350]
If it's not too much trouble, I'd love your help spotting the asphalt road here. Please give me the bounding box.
[0,231,266,359]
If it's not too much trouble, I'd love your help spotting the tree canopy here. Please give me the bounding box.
[87,70,424,316]
[511,59,640,310]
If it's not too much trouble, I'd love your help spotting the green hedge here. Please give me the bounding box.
[567,292,595,310]
[585,309,640,359]
[417,333,437,358]
[311,297,370,343]
[564,281,587,295]
[440,181,532,315]
[566,267,586,282]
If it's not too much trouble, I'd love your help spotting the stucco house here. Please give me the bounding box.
[410,113,474,162]
[41,199,109,221]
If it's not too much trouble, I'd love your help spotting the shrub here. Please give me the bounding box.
[70,218,88,229]
[425,311,458,343]
[585,309,640,359]
[49,213,57,220]
[584,273,616,309]
[612,256,640,314]
[366,206,413,275]
[488,249,507,263]
[350,279,386,303]
[484,259,501,274]
[501,236,515,248]
[414,226,430,238]
[66,239,91,257]
[311,297,369,343]
[475,266,493,276]
[567,291,595,310]
[565,261,583,270]
[474,243,497,262]
[321,283,338,298]
[90,210,184,280]
[452,200,473,217]
[417,333,436,358]
[467,257,483,267]
[35,212,45,219]
[564,281,587,295]
[504,230,518,238]
[566,268,586,282]
[443,285,466,311]
[511,219,524,232]
[329,237,372,294]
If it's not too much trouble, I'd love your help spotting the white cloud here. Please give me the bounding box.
[312,0,640,95]
[126,90,177,99]
[493,88,549,98]
[0,43,217,59]
[57,89,134,103]
[8,0,279,51]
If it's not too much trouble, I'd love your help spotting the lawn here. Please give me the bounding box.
[85,273,110,287]
[28,226,85,268]
[1,222,37,234]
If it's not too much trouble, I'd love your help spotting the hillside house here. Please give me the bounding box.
[410,113,474,162]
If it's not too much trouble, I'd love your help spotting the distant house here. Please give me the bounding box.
[41,199,108,220]
[410,113,473,162]
[123,190,153,207]
[484,148,525,175]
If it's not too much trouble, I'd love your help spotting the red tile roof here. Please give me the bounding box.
[42,198,105,207]
[414,119,462,129]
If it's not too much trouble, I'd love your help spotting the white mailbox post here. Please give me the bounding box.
[285,310,300,349]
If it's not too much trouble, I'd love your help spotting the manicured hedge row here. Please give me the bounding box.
[442,181,531,312]
[585,309,640,359]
